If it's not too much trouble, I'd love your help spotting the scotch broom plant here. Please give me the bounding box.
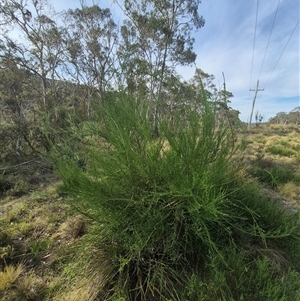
[51,86,300,300]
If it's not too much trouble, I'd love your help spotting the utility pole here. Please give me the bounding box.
[248,80,264,128]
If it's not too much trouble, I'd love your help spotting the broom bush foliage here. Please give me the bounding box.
[51,89,300,300]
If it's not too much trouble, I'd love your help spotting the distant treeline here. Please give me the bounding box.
[269,107,300,125]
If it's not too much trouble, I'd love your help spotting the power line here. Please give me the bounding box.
[258,0,281,80]
[263,17,300,90]
[249,0,260,90]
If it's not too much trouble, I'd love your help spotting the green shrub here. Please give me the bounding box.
[7,180,29,197]
[51,90,300,300]
[0,175,13,196]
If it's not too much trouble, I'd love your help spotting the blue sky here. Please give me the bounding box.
[40,0,300,121]
[179,0,300,122]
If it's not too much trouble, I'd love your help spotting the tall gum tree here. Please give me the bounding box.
[64,4,118,113]
[0,0,68,156]
[190,68,239,124]
[120,0,205,136]
[0,0,65,111]
[0,49,34,157]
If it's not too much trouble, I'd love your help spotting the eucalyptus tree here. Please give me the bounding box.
[0,0,73,156]
[0,0,66,111]
[189,68,239,126]
[64,4,118,115]
[190,68,218,100]
[120,0,205,135]
[0,48,33,157]
[118,19,155,99]
[269,108,300,125]
[289,107,300,124]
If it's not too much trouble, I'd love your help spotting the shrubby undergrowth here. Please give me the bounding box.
[51,90,300,300]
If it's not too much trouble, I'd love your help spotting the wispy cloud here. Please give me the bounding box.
[178,0,300,121]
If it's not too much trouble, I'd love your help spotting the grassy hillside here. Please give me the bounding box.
[0,123,300,301]
[242,124,300,211]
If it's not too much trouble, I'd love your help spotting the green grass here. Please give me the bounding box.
[267,145,296,157]
[253,135,267,144]
[0,185,95,301]
[291,145,300,152]
[249,164,300,188]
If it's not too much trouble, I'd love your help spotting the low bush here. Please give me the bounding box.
[0,175,13,196]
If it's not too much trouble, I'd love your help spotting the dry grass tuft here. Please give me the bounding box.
[13,271,46,301]
[4,202,27,223]
[247,245,290,276]
[51,215,86,241]
[278,182,300,200]
[52,266,106,301]
[56,283,98,301]
[0,264,23,291]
